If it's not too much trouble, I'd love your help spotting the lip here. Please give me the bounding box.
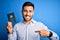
[25,16,28,17]
[24,16,30,19]
[25,15,30,17]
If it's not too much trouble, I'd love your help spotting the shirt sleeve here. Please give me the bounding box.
[48,30,59,40]
[8,25,17,40]
[38,22,59,40]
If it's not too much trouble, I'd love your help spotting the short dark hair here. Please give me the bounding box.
[22,2,34,10]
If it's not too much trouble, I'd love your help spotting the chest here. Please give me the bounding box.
[17,24,41,38]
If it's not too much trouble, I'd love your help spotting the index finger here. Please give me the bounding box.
[35,30,40,33]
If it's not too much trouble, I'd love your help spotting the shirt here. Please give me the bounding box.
[8,19,59,40]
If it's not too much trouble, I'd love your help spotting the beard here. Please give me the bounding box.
[23,15,32,22]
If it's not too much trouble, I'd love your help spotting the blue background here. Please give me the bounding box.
[0,0,60,40]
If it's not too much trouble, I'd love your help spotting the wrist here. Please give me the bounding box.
[47,31,53,37]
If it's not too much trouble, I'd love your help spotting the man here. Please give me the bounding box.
[7,2,59,40]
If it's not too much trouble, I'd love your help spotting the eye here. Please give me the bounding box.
[23,10,27,12]
[29,10,32,12]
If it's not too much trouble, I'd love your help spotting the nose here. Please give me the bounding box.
[27,11,29,15]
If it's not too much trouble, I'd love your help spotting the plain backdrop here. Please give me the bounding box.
[0,0,60,40]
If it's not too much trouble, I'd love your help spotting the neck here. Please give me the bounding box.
[24,20,31,25]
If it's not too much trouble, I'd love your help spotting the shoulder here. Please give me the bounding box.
[13,21,23,29]
[33,20,48,30]
[15,22,22,26]
[33,20,45,26]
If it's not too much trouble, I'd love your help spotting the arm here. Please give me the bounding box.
[48,30,59,40]
[7,22,17,40]
[8,28,17,40]
[35,22,59,40]
[42,25,59,40]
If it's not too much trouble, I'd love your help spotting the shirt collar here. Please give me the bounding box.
[23,19,35,24]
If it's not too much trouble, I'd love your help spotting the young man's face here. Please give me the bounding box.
[22,6,34,22]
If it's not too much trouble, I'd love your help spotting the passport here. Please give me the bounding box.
[7,12,16,22]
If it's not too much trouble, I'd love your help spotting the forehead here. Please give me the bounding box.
[23,6,34,10]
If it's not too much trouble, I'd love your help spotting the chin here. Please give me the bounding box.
[25,18,31,22]
[23,17,32,22]
[25,19,30,21]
